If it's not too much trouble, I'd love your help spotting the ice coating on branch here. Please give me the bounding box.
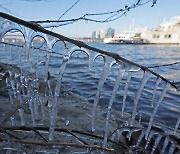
[0,20,22,40]
[145,131,154,149]
[151,77,161,107]
[28,98,36,126]
[103,64,125,146]
[88,52,100,70]
[168,143,176,154]
[122,72,132,116]
[91,56,115,132]
[43,35,57,82]
[49,47,77,140]
[145,82,170,139]
[160,137,169,154]
[150,134,162,154]
[136,130,145,146]
[173,116,180,135]
[131,71,151,126]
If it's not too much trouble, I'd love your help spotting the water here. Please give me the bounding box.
[62,43,180,128]
[0,42,180,128]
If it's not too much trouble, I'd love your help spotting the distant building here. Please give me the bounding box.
[92,31,96,39]
[92,27,115,39]
[105,27,115,38]
[141,16,180,44]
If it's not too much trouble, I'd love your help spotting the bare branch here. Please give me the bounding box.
[29,0,156,27]
[148,62,180,68]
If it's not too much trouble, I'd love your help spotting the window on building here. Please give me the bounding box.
[153,34,160,39]
[168,34,171,38]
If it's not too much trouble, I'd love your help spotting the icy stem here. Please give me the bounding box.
[103,65,125,146]
[151,77,161,107]
[160,137,169,154]
[168,143,176,154]
[136,130,145,146]
[49,48,70,140]
[91,56,114,132]
[173,116,180,135]
[122,72,132,116]
[150,134,162,154]
[131,71,151,126]
[145,82,170,139]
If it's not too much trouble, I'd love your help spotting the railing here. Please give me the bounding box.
[0,12,179,153]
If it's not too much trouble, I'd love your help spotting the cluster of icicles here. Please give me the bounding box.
[0,18,179,153]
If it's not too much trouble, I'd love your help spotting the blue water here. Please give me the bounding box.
[0,42,180,130]
[62,43,180,128]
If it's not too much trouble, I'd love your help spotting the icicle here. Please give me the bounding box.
[127,130,133,141]
[23,27,35,60]
[28,98,36,126]
[43,35,58,82]
[151,77,161,107]
[88,53,99,70]
[48,97,58,140]
[168,143,176,154]
[25,40,31,60]
[39,96,45,122]
[91,56,114,132]
[10,116,16,126]
[150,134,162,154]
[160,137,169,154]
[49,48,70,141]
[103,65,125,146]
[33,93,39,116]
[136,130,145,146]
[117,129,123,141]
[131,71,151,126]
[18,109,25,125]
[44,49,51,82]
[138,111,142,126]
[122,72,132,116]
[145,82,170,139]
[173,116,180,135]
[145,131,154,149]
[54,48,71,97]
[6,78,14,105]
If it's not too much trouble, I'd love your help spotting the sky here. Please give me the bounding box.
[0,0,180,37]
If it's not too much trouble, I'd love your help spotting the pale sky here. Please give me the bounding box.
[0,0,180,37]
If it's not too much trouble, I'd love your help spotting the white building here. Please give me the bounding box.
[141,16,180,44]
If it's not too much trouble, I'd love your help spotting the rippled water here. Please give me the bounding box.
[0,42,180,129]
[61,43,180,128]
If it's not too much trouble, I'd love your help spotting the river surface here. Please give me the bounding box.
[0,42,180,130]
[62,43,180,129]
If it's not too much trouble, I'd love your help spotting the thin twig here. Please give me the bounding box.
[2,139,119,154]
[31,127,48,142]
[0,100,28,126]
[30,0,154,26]
[148,61,180,68]
[66,129,88,145]
[0,128,20,140]
[1,126,127,149]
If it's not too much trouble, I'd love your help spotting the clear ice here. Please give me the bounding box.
[145,82,170,139]
[131,71,151,126]
[91,56,115,132]
[103,64,125,146]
